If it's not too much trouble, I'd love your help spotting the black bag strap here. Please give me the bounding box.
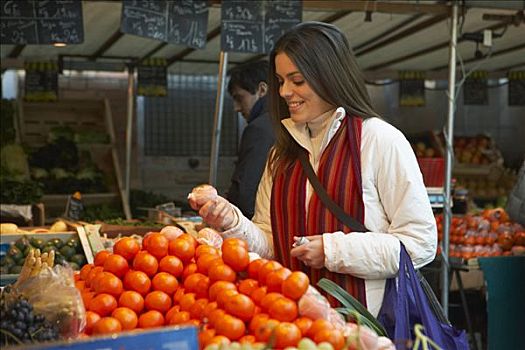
[298,151,368,232]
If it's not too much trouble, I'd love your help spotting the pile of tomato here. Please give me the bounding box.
[435,208,525,260]
[74,233,346,350]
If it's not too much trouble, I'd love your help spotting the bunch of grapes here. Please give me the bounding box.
[0,287,60,346]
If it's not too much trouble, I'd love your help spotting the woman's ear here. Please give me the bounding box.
[257,82,268,97]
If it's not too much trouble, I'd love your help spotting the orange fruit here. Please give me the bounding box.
[92,317,121,334]
[221,243,249,272]
[208,263,236,283]
[89,293,117,317]
[183,272,207,294]
[152,272,179,294]
[113,237,140,261]
[169,237,195,263]
[94,250,111,267]
[238,278,259,296]
[215,314,246,341]
[158,255,183,277]
[168,311,190,325]
[79,264,94,281]
[123,270,151,296]
[85,311,101,335]
[138,310,165,328]
[268,297,298,322]
[314,328,345,350]
[225,293,255,322]
[250,286,268,306]
[282,271,309,300]
[145,233,169,259]
[195,245,219,259]
[103,254,130,279]
[307,318,334,338]
[294,316,313,336]
[95,272,123,297]
[265,267,291,292]
[258,261,282,285]
[182,263,198,280]
[247,259,268,280]
[274,322,302,349]
[133,251,158,277]
[118,290,144,314]
[208,280,237,301]
[145,290,172,313]
[111,307,138,330]
[197,253,222,275]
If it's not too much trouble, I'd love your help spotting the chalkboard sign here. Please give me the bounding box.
[399,71,425,107]
[1,0,84,45]
[24,61,58,102]
[121,0,209,49]
[464,71,488,105]
[508,71,525,106]
[138,58,167,97]
[221,0,302,54]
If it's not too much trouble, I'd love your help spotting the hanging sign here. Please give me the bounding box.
[120,0,209,49]
[24,61,59,102]
[1,0,84,45]
[137,58,167,97]
[463,70,488,105]
[508,71,525,106]
[220,0,302,54]
[399,71,426,107]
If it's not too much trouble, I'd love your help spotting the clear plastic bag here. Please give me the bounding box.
[16,264,86,339]
[297,285,346,332]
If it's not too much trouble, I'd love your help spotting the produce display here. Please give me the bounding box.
[1,234,86,275]
[436,208,525,260]
[73,232,394,350]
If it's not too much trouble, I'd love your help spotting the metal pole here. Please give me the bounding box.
[441,2,458,317]
[209,51,229,186]
[124,64,134,219]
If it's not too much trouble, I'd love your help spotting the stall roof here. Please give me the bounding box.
[1,0,524,78]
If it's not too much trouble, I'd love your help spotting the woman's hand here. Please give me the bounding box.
[199,196,237,231]
[290,235,325,269]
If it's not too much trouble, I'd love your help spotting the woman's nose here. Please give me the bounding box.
[279,81,292,98]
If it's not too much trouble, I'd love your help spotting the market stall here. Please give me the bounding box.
[1,1,525,350]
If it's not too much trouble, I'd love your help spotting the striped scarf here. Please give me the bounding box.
[270,115,366,306]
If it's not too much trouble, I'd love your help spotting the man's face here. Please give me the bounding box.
[230,85,259,120]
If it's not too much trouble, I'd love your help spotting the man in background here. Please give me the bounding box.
[226,61,274,218]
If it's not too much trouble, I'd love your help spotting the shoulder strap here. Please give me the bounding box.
[298,151,368,232]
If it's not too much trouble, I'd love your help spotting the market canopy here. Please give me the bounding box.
[1,1,524,78]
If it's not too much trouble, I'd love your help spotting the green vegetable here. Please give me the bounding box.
[1,144,30,181]
[317,278,387,337]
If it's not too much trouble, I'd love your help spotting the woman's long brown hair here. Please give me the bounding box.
[268,21,381,173]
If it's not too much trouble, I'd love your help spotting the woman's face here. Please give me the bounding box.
[275,52,334,123]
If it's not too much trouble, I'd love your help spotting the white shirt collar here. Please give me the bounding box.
[281,107,346,156]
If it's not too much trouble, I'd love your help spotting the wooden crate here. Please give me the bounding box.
[17,98,131,220]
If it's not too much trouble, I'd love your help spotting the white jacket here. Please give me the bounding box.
[223,108,437,316]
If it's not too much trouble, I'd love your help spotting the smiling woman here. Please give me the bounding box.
[191,21,437,319]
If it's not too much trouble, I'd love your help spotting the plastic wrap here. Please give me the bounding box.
[196,227,223,248]
[16,264,86,339]
[297,286,346,332]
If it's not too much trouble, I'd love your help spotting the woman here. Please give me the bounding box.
[192,22,437,316]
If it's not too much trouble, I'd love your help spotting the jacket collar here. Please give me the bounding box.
[281,107,346,155]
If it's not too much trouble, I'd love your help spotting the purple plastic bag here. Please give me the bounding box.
[377,244,469,349]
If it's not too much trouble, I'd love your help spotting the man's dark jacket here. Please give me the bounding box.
[227,96,274,218]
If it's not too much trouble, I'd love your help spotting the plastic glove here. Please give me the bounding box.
[198,196,237,231]
[188,184,218,211]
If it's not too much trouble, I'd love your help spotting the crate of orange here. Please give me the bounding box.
[74,231,389,350]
